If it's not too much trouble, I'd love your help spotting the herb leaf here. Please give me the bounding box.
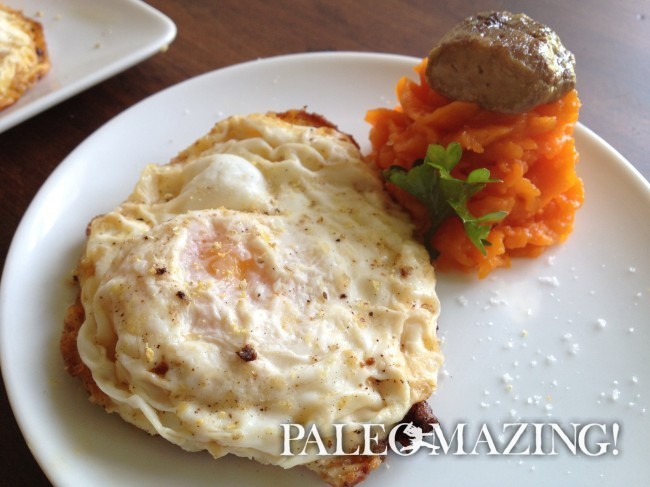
[383,142,507,258]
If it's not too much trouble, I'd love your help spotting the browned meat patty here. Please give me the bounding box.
[425,11,576,113]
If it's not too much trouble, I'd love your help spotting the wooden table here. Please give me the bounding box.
[1,1,648,485]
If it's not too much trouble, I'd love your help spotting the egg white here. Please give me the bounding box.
[76,113,442,467]
[0,6,48,108]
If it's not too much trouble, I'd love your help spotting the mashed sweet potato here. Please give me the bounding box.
[366,59,583,277]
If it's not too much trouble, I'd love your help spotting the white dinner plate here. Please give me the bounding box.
[0,0,176,134]
[1,52,649,486]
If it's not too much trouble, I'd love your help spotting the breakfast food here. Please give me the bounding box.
[62,111,443,486]
[367,11,583,277]
[0,4,49,110]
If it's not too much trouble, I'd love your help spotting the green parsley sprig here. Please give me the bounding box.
[383,142,507,259]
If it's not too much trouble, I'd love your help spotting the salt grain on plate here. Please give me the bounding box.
[538,276,560,287]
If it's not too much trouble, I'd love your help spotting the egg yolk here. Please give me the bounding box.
[199,241,256,281]
[192,224,273,296]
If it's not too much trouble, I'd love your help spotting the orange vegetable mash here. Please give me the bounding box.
[366,59,584,278]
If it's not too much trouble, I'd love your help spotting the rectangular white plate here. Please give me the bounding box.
[0,0,176,134]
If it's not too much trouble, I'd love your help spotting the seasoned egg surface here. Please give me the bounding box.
[74,113,442,467]
[0,5,49,110]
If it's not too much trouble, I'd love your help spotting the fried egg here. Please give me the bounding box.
[65,111,442,484]
[0,4,49,110]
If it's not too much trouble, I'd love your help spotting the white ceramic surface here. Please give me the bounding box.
[1,52,649,486]
[0,0,176,133]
